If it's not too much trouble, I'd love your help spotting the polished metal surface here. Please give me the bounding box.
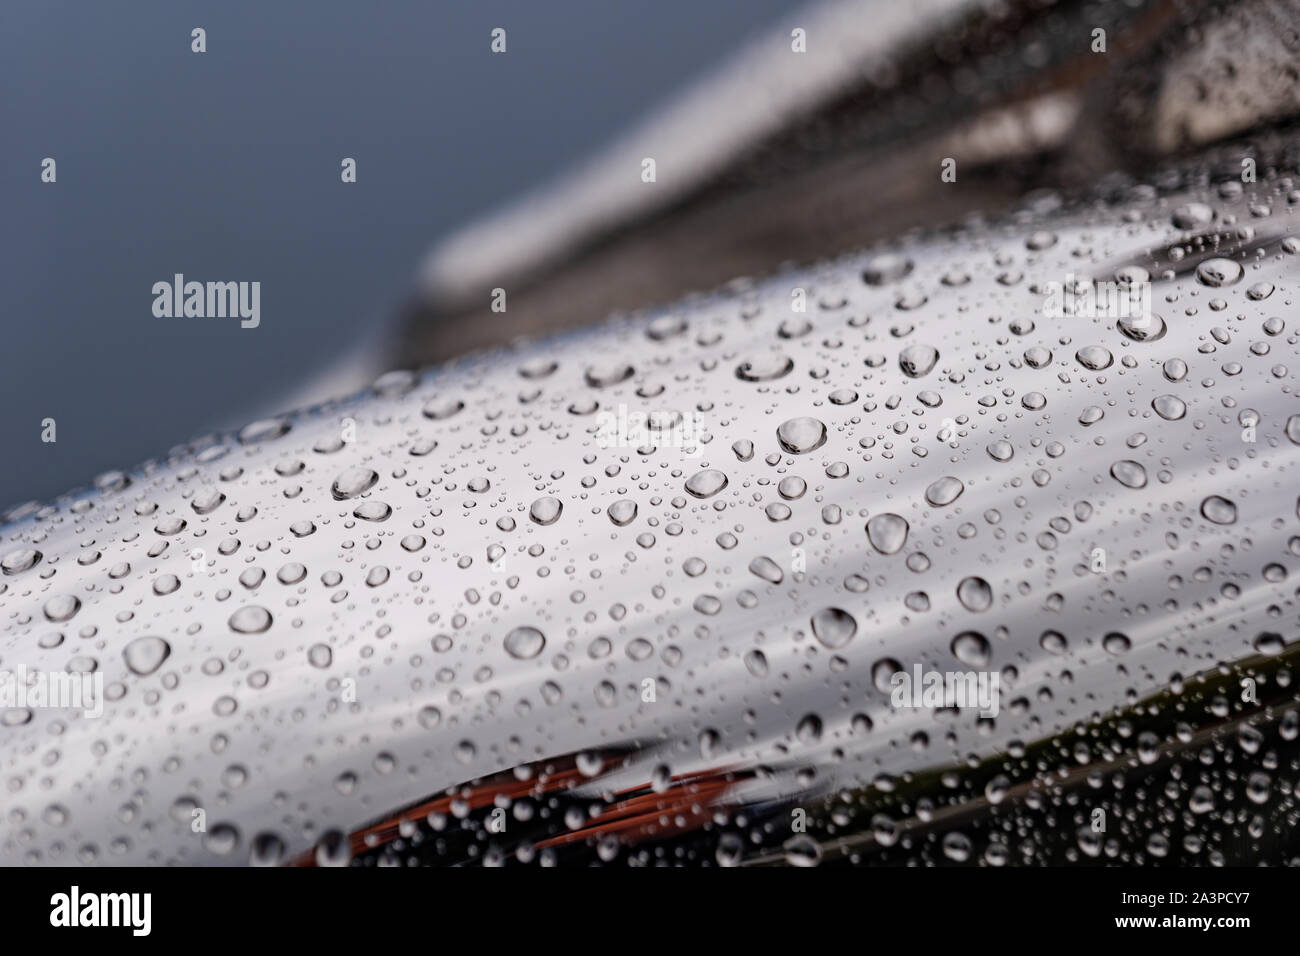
[2,140,1298,864]
[3,0,1300,867]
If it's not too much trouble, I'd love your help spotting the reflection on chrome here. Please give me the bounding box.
[3,0,1300,866]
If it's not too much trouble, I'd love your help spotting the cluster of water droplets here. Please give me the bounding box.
[0,161,1297,867]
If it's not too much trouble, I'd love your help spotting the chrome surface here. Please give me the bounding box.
[2,142,1299,864]
[3,0,1300,867]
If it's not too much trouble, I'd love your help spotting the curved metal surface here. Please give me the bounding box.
[4,0,1300,868]
[2,129,1298,864]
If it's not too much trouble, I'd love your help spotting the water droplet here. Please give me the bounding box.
[1285,415,1300,445]
[229,606,272,634]
[123,636,170,676]
[1200,495,1237,525]
[987,440,1014,462]
[1117,312,1166,342]
[191,488,225,514]
[735,353,794,382]
[1195,257,1243,287]
[862,254,913,285]
[1040,630,1068,654]
[1254,632,1285,655]
[1152,395,1186,420]
[331,467,378,500]
[372,369,418,396]
[1075,346,1113,370]
[1102,632,1132,655]
[951,631,991,666]
[353,501,392,522]
[776,417,827,454]
[748,555,784,584]
[422,396,465,419]
[685,469,729,498]
[584,363,634,388]
[250,832,287,867]
[898,344,939,378]
[811,607,857,648]
[607,499,638,526]
[924,477,964,507]
[647,315,687,341]
[956,576,993,612]
[1110,460,1147,489]
[796,713,823,744]
[504,626,546,659]
[1171,203,1213,229]
[1,548,42,575]
[529,496,563,525]
[866,513,909,554]
[1023,347,1052,368]
[238,418,291,444]
[777,476,807,499]
[43,594,80,622]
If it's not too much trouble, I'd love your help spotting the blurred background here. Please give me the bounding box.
[1,0,802,507]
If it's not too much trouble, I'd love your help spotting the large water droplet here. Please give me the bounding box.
[776,417,827,454]
[924,476,964,507]
[422,397,465,419]
[504,626,546,660]
[1,548,41,575]
[1075,346,1113,370]
[1195,258,1243,287]
[1171,203,1213,229]
[1102,632,1132,655]
[607,499,638,526]
[862,254,913,285]
[899,344,939,378]
[1152,395,1186,420]
[1110,460,1147,489]
[123,636,170,676]
[810,607,857,648]
[1117,312,1166,342]
[238,418,291,444]
[748,555,784,584]
[736,353,794,382]
[956,576,993,612]
[685,469,729,498]
[951,631,991,666]
[529,496,563,525]
[229,606,272,634]
[866,513,909,554]
[43,594,80,622]
[1285,415,1300,445]
[584,363,634,388]
[331,467,378,500]
[1200,495,1237,525]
